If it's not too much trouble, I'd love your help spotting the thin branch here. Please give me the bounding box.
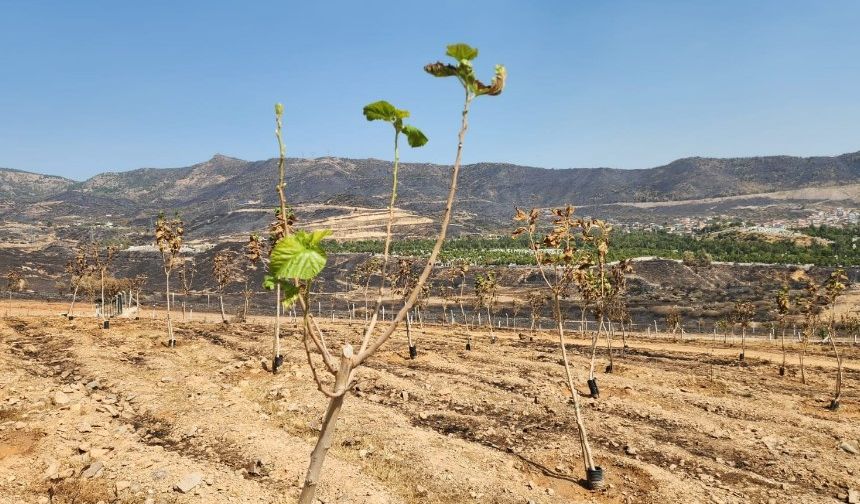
[355,91,473,367]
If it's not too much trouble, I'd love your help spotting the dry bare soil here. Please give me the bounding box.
[1,307,859,504]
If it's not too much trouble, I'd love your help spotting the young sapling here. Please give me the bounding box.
[155,212,184,346]
[272,44,505,504]
[212,250,239,324]
[513,205,604,490]
[358,98,428,355]
[732,301,755,361]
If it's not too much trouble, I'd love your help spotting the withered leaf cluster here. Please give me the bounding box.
[155,213,184,272]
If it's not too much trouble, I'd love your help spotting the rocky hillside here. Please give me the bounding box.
[1,150,858,240]
[0,168,74,201]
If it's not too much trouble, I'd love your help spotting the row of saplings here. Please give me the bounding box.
[663,268,851,410]
[58,44,851,501]
[61,236,261,333]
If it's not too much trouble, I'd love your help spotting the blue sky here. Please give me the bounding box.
[1,1,859,180]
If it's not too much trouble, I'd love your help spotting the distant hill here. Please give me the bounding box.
[1,150,858,241]
[0,167,74,201]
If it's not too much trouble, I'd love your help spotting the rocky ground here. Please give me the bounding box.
[1,304,859,504]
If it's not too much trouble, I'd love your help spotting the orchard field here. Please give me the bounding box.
[1,303,858,504]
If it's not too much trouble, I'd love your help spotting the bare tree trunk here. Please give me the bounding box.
[487,306,495,343]
[780,325,787,373]
[166,274,174,345]
[606,318,614,371]
[68,283,80,318]
[406,312,414,349]
[219,291,226,323]
[458,301,468,330]
[620,320,628,355]
[273,284,282,372]
[298,345,354,504]
[588,318,604,380]
[740,326,746,360]
[553,297,595,474]
[710,324,716,380]
[800,327,810,385]
[100,269,106,322]
[829,331,843,409]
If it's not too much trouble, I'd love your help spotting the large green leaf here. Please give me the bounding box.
[446,43,479,62]
[363,101,409,123]
[269,230,331,280]
[402,125,428,148]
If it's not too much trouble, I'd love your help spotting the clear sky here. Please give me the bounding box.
[1,1,859,180]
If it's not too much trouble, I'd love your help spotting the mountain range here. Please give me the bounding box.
[1,150,858,243]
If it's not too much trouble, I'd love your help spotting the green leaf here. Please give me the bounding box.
[269,230,332,280]
[281,281,300,308]
[401,125,428,148]
[363,101,409,123]
[262,274,277,290]
[274,103,284,117]
[446,43,479,62]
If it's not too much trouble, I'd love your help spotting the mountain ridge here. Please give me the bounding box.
[1,150,858,240]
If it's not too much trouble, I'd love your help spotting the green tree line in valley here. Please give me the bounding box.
[326,225,859,266]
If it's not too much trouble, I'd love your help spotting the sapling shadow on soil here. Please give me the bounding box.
[266,43,505,504]
[512,205,605,490]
